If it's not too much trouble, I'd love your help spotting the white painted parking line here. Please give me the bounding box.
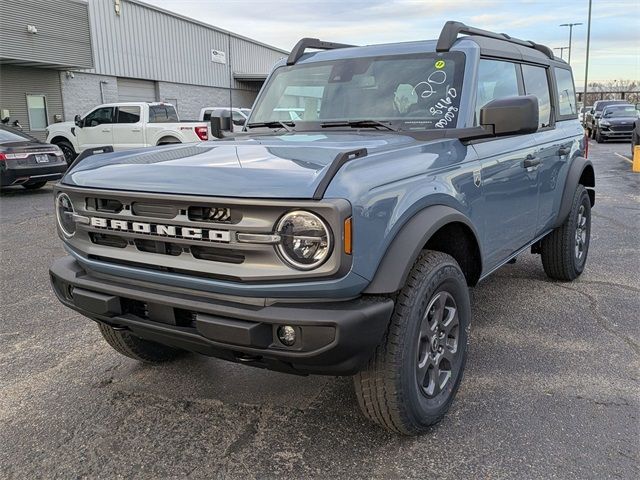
[614,152,633,163]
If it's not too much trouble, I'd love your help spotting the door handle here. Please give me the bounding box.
[131,128,141,132]
[101,129,111,133]
[523,155,541,168]
[558,146,571,156]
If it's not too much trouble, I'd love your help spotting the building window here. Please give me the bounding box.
[26,94,48,131]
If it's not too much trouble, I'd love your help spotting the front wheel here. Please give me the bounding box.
[353,250,470,435]
[55,140,77,165]
[595,129,604,143]
[98,323,185,363]
[540,185,591,281]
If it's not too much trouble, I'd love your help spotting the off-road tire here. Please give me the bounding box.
[353,250,470,435]
[98,323,185,363]
[22,181,47,190]
[540,185,591,281]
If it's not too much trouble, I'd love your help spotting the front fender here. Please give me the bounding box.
[364,205,480,294]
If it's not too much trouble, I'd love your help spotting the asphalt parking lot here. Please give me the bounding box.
[1,141,638,479]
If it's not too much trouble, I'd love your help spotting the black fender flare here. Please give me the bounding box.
[553,156,595,228]
[364,205,481,294]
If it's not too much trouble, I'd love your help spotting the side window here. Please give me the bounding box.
[522,65,552,128]
[475,60,519,124]
[26,95,48,130]
[84,107,113,127]
[149,106,179,123]
[554,68,577,116]
[116,106,141,124]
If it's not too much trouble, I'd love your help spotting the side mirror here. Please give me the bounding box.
[74,114,82,128]
[232,118,246,127]
[210,116,232,139]
[480,95,539,136]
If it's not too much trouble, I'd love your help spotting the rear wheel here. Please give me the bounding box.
[22,181,47,190]
[353,250,470,435]
[98,323,185,363]
[540,185,591,281]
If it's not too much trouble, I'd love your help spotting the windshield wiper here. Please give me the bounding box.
[320,120,399,131]
[246,121,294,132]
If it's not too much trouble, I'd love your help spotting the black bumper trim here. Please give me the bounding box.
[50,256,394,375]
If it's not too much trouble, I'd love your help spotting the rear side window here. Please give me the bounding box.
[475,59,519,123]
[554,68,577,116]
[522,65,552,128]
[149,106,179,123]
[116,106,141,124]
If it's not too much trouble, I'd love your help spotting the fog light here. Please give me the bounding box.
[277,325,297,346]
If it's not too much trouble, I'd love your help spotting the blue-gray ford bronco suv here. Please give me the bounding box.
[50,21,594,435]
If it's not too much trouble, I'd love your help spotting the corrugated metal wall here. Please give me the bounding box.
[0,66,64,141]
[86,0,285,89]
[0,0,93,68]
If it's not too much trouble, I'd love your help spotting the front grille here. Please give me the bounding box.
[86,197,123,213]
[188,206,233,223]
[191,245,244,264]
[132,202,178,218]
[134,239,183,256]
[89,232,128,248]
[609,125,633,132]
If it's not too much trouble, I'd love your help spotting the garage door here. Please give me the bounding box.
[117,78,157,102]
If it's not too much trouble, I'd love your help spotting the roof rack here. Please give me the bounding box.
[287,38,355,65]
[436,20,554,60]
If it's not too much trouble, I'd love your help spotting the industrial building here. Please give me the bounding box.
[0,0,286,140]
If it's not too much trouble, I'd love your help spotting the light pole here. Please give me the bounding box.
[583,1,592,107]
[554,47,570,60]
[560,22,583,64]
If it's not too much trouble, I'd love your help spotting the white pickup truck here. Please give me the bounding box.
[46,102,209,164]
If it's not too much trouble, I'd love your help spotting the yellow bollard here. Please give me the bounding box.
[634,145,640,173]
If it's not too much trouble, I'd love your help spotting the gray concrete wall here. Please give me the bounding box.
[60,71,118,120]
[60,72,261,122]
[158,82,259,119]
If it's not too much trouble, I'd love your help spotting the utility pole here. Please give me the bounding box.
[554,47,569,60]
[583,0,592,106]
[560,22,583,64]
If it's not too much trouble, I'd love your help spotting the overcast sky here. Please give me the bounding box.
[144,0,639,84]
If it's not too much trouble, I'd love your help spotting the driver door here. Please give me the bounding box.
[77,107,114,151]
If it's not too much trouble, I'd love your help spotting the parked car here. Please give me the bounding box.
[593,104,639,143]
[0,125,67,190]
[579,105,592,125]
[46,102,209,164]
[199,107,251,132]
[584,99,629,139]
[49,21,594,435]
[632,118,640,158]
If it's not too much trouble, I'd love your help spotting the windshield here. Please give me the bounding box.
[603,105,638,118]
[0,126,32,144]
[250,52,465,131]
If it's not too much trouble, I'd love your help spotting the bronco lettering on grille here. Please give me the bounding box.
[89,217,231,242]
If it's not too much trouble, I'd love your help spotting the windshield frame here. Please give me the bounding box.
[247,51,467,133]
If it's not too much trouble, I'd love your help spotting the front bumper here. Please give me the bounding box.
[1,163,66,186]
[599,127,633,139]
[50,256,394,375]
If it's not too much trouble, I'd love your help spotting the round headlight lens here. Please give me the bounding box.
[55,192,76,237]
[276,211,332,270]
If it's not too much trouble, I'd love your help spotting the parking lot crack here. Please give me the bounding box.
[556,284,640,356]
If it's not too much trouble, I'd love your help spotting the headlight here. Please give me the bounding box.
[276,211,332,270]
[55,192,76,237]
[599,120,610,126]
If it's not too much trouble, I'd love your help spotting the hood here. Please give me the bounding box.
[62,132,417,198]
[601,116,638,124]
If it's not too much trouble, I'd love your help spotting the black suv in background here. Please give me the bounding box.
[584,99,629,139]
[594,104,639,143]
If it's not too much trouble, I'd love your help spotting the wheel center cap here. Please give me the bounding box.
[430,336,439,352]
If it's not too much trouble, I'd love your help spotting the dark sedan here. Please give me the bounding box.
[594,104,639,143]
[0,125,67,190]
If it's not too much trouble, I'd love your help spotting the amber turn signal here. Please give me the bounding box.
[344,217,352,255]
